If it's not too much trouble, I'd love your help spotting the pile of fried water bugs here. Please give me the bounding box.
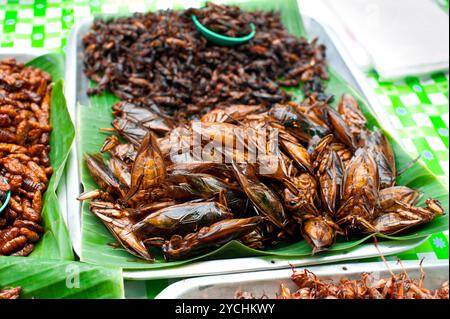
[236,263,450,299]
[81,5,445,262]
[0,287,22,299]
[79,91,445,261]
[0,59,53,256]
[82,3,329,121]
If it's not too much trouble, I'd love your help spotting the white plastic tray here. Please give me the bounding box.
[156,260,449,299]
[63,13,427,280]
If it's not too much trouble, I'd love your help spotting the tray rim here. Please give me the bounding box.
[155,259,449,299]
[123,236,428,280]
[63,13,443,280]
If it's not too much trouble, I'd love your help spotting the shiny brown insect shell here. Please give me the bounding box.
[337,94,367,138]
[128,132,166,195]
[283,173,320,216]
[341,149,380,203]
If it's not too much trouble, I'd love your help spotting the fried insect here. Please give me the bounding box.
[336,148,380,234]
[280,139,313,174]
[269,104,328,143]
[82,92,446,259]
[337,94,367,140]
[126,132,166,202]
[89,200,152,260]
[112,101,174,134]
[283,173,341,253]
[85,154,127,199]
[363,128,396,189]
[379,186,420,212]
[300,216,340,254]
[373,198,445,235]
[157,216,263,261]
[313,135,345,215]
[283,173,320,215]
[132,201,233,238]
[167,173,240,201]
[232,162,289,231]
[0,287,22,299]
[236,262,449,299]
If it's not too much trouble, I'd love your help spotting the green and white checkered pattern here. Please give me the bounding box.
[368,71,449,176]
[0,0,204,50]
[1,0,448,297]
[436,0,450,11]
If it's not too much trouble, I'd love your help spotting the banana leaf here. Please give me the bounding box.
[78,0,448,269]
[9,53,75,260]
[0,256,124,299]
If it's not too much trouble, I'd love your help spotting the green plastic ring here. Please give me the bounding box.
[192,15,256,46]
[0,177,11,214]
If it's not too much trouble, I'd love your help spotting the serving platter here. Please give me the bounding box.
[0,49,74,261]
[63,0,447,279]
[155,259,449,299]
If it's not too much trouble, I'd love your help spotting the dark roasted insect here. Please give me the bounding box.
[89,200,152,260]
[363,128,396,189]
[132,201,233,238]
[313,135,345,215]
[372,198,445,235]
[269,104,329,143]
[192,2,252,37]
[236,262,450,299]
[85,154,127,199]
[336,148,380,234]
[0,287,22,299]
[231,162,290,231]
[337,94,367,141]
[112,101,174,135]
[126,132,166,203]
[379,186,420,212]
[157,216,263,261]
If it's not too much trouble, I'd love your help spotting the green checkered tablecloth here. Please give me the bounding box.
[1,0,448,298]
[367,71,449,176]
[437,0,450,11]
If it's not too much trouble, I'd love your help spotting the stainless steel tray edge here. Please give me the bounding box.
[156,260,449,299]
[123,237,428,280]
[64,19,90,257]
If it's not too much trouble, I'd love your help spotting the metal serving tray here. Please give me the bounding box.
[156,260,449,299]
[64,13,426,280]
[0,48,69,228]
